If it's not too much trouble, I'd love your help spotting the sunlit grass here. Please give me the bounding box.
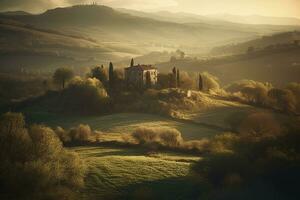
[26,112,219,140]
[71,146,200,199]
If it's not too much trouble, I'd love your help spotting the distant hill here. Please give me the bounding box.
[0,11,31,16]
[3,5,299,55]
[211,31,300,55]
[157,46,300,86]
[0,18,124,71]
[119,9,300,34]
[0,5,300,72]
[208,14,300,26]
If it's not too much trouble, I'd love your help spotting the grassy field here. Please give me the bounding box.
[25,112,220,140]
[72,146,201,200]
[186,100,256,130]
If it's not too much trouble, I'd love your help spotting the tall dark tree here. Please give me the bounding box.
[177,69,180,88]
[109,62,114,89]
[199,73,203,91]
[172,67,177,88]
[130,58,134,67]
[53,67,74,89]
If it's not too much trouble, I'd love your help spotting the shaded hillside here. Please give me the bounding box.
[0,19,138,70]
[211,31,300,55]
[0,5,275,53]
[157,47,300,86]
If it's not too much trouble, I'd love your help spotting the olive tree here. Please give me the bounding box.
[53,67,74,89]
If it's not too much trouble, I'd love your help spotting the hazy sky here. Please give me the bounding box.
[0,0,299,18]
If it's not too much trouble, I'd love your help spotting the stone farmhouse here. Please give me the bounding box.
[124,64,158,88]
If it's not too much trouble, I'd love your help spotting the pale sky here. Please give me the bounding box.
[0,0,299,18]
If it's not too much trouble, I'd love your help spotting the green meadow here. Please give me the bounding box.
[25,112,220,140]
[72,146,201,200]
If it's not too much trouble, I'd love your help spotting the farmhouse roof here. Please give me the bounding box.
[125,64,157,71]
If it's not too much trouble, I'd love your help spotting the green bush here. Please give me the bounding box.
[58,77,110,114]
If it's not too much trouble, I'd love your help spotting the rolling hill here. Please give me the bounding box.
[119,9,300,32]
[2,5,300,55]
[0,18,140,71]
[0,4,300,77]
[2,5,257,48]
[158,46,300,86]
[211,31,300,55]
[208,14,300,26]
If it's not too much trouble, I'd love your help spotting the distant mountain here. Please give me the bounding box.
[211,31,300,55]
[208,14,300,26]
[0,11,31,16]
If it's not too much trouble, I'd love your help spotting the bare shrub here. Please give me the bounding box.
[181,139,210,152]
[54,126,71,143]
[159,129,183,147]
[226,80,272,106]
[69,124,92,143]
[132,127,183,148]
[226,80,272,93]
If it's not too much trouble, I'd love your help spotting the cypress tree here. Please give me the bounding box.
[177,69,180,88]
[130,58,134,67]
[172,67,177,88]
[109,62,114,89]
[199,73,203,91]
